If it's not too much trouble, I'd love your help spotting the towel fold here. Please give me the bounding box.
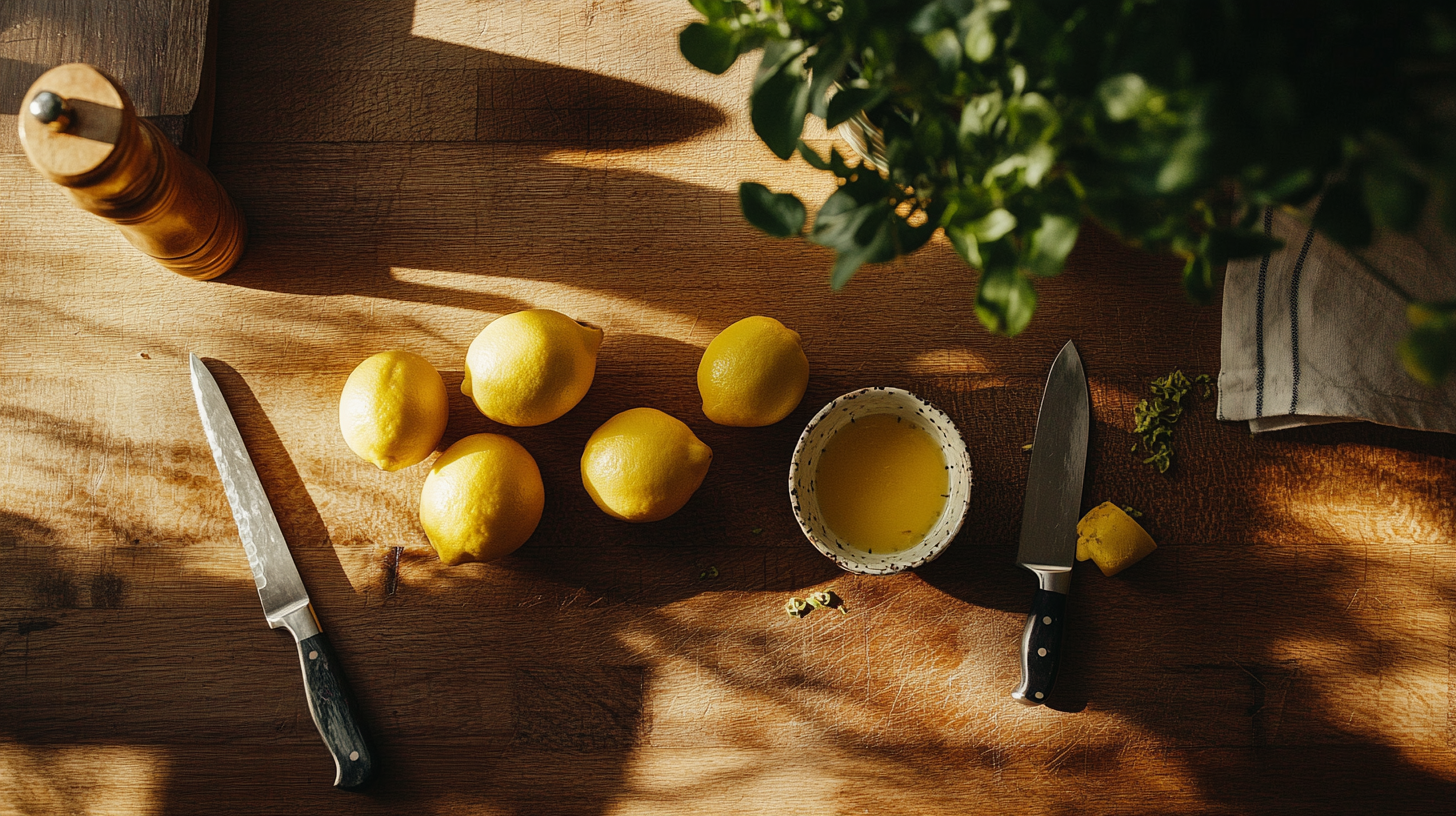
[1218,204,1456,434]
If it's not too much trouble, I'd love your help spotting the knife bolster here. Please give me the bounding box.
[1033,568,1071,594]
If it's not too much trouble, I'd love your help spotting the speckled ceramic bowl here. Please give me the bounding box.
[789,387,972,575]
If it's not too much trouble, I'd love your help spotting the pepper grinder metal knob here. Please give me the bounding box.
[29,91,73,131]
[17,64,246,280]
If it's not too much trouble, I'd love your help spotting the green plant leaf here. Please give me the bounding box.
[1024,142,1055,186]
[810,191,896,288]
[1096,73,1152,121]
[810,191,892,250]
[829,217,895,290]
[806,36,849,119]
[826,86,890,128]
[914,116,948,157]
[751,50,811,160]
[838,166,891,203]
[969,208,1017,241]
[1399,324,1454,385]
[1022,214,1080,276]
[907,1,952,35]
[739,182,806,238]
[688,0,728,17]
[975,267,1038,335]
[963,15,997,63]
[1364,164,1428,233]
[754,39,805,93]
[1313,180,1373,248]
[946,224,982,268]
[679,22,739,75]
[798,141,830,170]
[895,200,947,255]
[1181,252,1216,303]
[1400,303,1456,384]
[959,90,1004,138]
[1205,227,1284,264]
[1008,92,1059,146]
[923,28,963,76]
[1156,128,1212,193]
[829,146,856,178]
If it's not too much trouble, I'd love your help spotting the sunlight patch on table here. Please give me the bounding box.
[389,268,713,346]
[0,744,166,816]
[1274,628,1450,752]
[1259,489,1455,753]
[411,0,715,95]
[1267,446,1455,548]
[603,747,841,816]
[907,348,992,376]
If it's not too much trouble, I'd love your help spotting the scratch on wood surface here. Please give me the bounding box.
[1047,740,1081,771]
[1266,668,1298,742]
[89,453,110,497]
[1344,586,1362,613]
[1231,658,1267,689]
[886,670,912,719]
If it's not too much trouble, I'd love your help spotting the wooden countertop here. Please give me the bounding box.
[2,1,1455,813]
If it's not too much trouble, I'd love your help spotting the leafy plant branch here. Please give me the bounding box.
[681,0,1456,383]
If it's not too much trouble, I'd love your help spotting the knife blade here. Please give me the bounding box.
[1011,340,1090,706]
[190,354,374,789]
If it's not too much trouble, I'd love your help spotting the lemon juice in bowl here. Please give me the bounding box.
[790,387,972,574]
[815,413,949,553]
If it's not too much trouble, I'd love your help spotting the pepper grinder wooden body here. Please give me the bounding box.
[18,64,245,280]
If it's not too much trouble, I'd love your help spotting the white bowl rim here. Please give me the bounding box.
[788,386,973,575]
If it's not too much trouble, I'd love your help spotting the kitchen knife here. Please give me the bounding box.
[1011,340,1090,706]
[190,354,374,789]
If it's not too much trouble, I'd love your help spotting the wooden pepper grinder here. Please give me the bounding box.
[18,64,246,280]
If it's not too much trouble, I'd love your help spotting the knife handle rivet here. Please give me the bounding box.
[1037,647,1048,657]
[1042,616,1052,625]
[309,650,318,660]
[349,750,360,761]
[1035,692,1044,700]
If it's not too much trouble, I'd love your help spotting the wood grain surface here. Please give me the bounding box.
[2,1,1455,813]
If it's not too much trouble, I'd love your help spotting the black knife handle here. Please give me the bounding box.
[296,632,374,790]
[1012,589,1067,706]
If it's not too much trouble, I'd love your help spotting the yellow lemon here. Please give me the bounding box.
[338,350,449,471]
[698,316,809,426]
[419,433,545,565]
[462,309,604,426]
[581,408,712,522]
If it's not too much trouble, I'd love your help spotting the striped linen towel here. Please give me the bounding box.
[1217,205,1456,434]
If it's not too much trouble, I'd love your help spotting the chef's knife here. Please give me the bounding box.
[190,354,374,789]
[1011,340,1090,706]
